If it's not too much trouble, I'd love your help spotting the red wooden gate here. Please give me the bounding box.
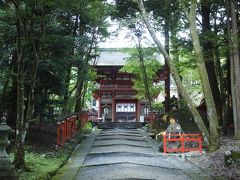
[163,134,202,153]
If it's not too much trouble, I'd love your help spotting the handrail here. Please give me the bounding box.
[56,114,78,147]
[56,113,79,123]
[163,133,202,153]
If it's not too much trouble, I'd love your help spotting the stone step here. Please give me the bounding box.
[88,144,155,155]
[97,122,144,129]
[83,152,175,169]
[98,133,143,137]
[75,162,190,180]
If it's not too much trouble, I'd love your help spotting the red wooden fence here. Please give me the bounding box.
[163,134,202,153]
[56,112,91,147]
[57,115,78,147]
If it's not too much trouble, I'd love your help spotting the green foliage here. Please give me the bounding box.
[120,48,162,99]
[152,101,163,110]
[9,130,86,179]
[9,151,68,180]
[0,0,110,168]
[83,69,98,109]
[1,0,110,118]
[81,122,93,134]
[111,0,139,19]
[21,152,67,180]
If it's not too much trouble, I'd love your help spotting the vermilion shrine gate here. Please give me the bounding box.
[92,49,169,123]
[93,65,145,122]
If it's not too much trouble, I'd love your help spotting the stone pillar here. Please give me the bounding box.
[98,95,101,119]
[0,116,18,180]
[112,94,116,122]
[137,100,141,122]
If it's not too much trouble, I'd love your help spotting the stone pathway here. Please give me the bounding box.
[52,128,212,180]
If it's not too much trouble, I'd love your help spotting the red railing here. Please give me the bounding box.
[57,115,78,147]
[163,134,202,153]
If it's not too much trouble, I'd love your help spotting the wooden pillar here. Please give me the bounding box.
[112,94,116,122]
[137,100,141,122]
[98,95,101,118]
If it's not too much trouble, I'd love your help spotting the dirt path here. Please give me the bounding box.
[52,128,211,180]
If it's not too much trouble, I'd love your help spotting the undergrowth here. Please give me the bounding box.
[10,128,91,180]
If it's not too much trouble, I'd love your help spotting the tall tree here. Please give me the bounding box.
[189,0,220,150]
[137,0,210,143]
[74,0,109,113]
[120,48,162,103]
[163,0,171,112]
[11,0,46,168]
[229,0,240,139]
[138,0,223,150]
[200,0,222,125]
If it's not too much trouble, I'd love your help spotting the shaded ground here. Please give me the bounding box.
[25,127,58,153]
[188,136,240,180]
[9,124,86,180]
[53,128,211,180]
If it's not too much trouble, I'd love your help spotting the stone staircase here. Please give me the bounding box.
[96,122,144,129]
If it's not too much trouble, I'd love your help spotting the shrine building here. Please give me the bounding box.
[93,49,150,122]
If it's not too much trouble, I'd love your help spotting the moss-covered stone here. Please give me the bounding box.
[224,150,240,167]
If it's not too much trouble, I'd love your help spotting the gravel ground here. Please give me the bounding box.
[187,136,240,180]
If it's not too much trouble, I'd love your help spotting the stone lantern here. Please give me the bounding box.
[0,116,18,180]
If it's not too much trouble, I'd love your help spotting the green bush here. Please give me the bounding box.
[81,121,93,134]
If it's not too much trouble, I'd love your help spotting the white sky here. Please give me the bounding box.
[99,0,166,48]
[99,19,165,48]
[101,0,192,48]
[99,20,135,48]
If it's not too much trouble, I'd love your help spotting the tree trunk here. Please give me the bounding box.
[137,36,152,110]
[14,56,26,168]
[138,0,210,143]
[7,52,18,129]
[164,21,171,112]
[14,10,26,168]
[171,27,183,108]
[75,20,86,113]
[62,66,72,114]
[230,1,240,139]
[189,0,220,151]
[75,69,85,113]
[214,46,227,130]
[225,0,233,131]
[14,2,43,167]
[201,0,223,126]
[24,15,40,131]
[62,15,79,115]
[0,79,9,118]
[75,23,97,113]
[81,81,89,111]
[163,0,171,112]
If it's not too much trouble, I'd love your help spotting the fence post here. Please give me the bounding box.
[68,118,71,137]
[181,134,185,153]
[163,135,166,153]
[67,118,69,138]
[68,118,71,138]
[71,117,74,136]
[73,116,77,133]
[199,135,202,153]
[60,121,64,144]
[64,120,67,140]
[57,115,80,148]
[57,122,61,146]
